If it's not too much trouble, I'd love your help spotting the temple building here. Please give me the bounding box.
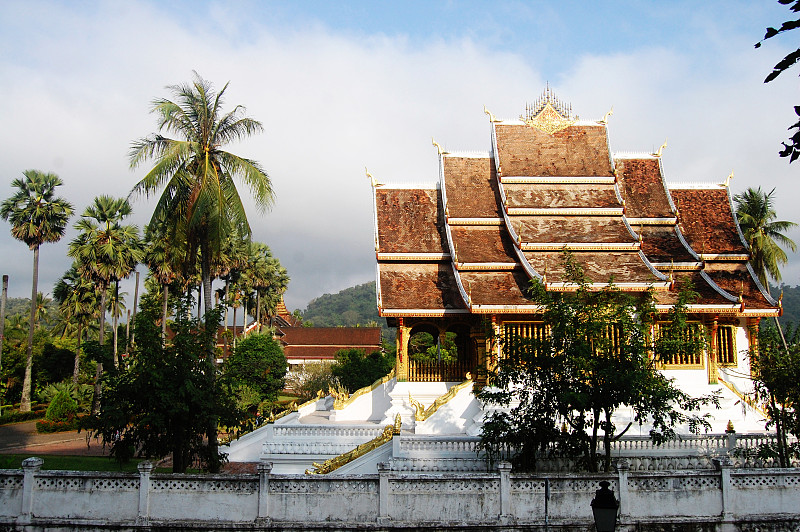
[373,88,778,395]
[226,91,778,473]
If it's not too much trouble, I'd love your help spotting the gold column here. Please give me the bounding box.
[707,317,719,384]
[747,317,760,377]
[472,326,487,390]
[396,318,409,382]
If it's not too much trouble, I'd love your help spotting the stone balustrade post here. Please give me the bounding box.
[136,461,154,524]
[257,460,273,524]
[714,457,734,524]
[377,461,391,525]
[19,457,43,524]
[614,458,630,518]
[497,461,513,522]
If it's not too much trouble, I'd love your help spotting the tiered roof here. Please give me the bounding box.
[373,91,779,318]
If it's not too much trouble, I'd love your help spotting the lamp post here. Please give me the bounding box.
[591,480,619,532]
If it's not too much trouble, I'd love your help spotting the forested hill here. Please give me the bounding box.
[776,284,800,327]
[299,281,386,329]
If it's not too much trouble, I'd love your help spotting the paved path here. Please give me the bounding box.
[0,420,109,456]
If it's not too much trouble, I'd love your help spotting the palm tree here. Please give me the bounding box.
[54,263,99,382]
[1,170,73,412]
[733,187,797,289]
[69,196,142,411]
[129,72,274,319]
[129,73,274,471]
[143,217,183,341]
[243,243,289,329]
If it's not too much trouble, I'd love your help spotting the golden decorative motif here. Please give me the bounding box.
[408,376,473,422]
[520,86,576,135]
[600,106,614,124]
[432,138,446,155]
[723,171,734,187]
[333,368,396,410]
[305,413,402,475]
[653,139,668,158]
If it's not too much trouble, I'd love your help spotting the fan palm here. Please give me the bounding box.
[733,187,797,289]
[54,263,99,382]
[129,72,274,320]
[1,170,73,411]
[69,196,142,410]
[243,243,289,329]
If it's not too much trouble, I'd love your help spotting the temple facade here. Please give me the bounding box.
[373,89,779,395]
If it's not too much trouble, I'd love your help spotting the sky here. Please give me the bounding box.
[1,1,799,314]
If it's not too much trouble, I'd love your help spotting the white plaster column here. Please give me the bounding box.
[615,458,630,519]
[19,456,43,524]
[714,457,734,526]
[257,460,273,523]
[137,461,154,524]
[498,461,513,522]
[377,461,391,524]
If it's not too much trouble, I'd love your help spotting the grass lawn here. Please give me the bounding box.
[0,454,143,472]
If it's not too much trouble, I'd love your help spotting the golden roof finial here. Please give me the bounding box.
[600,106,614,124]
[483,105,497,122]
[366,167,382,188]
[723,171,734,187]
[654,139,668,157]
[432,138,446,155]
[779,290,784,307]
[639,224,644,243]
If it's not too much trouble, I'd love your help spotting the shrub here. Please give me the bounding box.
[0,409,46,425]
[45,390,79,422]
[36,416,82,433]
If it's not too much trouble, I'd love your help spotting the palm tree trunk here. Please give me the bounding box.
[73,322,82,384]
[20,245,40,413]
[92,287,107,415]
[113,280,120,368]
[0,274,8,374]
[162,284,169,342]
[256,290,261,331]
[199,239,219,472]
[130,270,139,350]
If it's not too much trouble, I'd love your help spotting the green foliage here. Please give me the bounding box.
[0,409,46,425]
[408,332,457,364]
[39,380,92,411]
[45,389,78,422]
[478,253,718,473]
[86,300,242,473]
[751,322,800,467]
[285,362,335,401]
[224,334,288,405]
[36,343,76,385]
[301,282,388,331]
[330,349,395,393]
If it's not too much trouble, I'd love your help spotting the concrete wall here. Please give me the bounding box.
[1,457,799,530]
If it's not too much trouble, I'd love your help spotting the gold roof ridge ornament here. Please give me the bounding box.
[723,170,734,187]
[483,105,497,122]
[432,138,447,156]
[366,167,383,188]
[600,106,614,124]
[653,139,668,158]
[521,85,576,135]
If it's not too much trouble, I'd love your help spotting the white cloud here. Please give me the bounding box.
[1,1,798,314]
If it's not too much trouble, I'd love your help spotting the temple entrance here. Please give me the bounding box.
[407,323,477,382]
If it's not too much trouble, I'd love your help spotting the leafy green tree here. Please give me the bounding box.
[224,334,287,406]
[734,187,797,288]
[331,348,395,393]
[478,254,717,472]
[87,300,240,473]
[1,170,73,412]
[242,242,289,329]
[751,324,800,467]
[54,264,101,382]
[756,0,800,162]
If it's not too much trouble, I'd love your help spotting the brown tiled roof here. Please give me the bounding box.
[615,158,673,218]
[442,156,503,218]
[280,327,382,346]
[504,183,620,208]
[703,262,775,309]
[379,262,467,311]
[638,226,696,264]
[376,188,447,254]
[523,251,662,284]
[457,270,537,307]
[450,225,517,264]
[510,216,635,244]
[670,188,747,255]
[653,272,735,307]
[494,123,614,177]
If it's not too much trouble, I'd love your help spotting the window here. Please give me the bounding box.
[716,326,736,366]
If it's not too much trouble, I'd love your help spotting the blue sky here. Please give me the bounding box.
[1,1,798,313]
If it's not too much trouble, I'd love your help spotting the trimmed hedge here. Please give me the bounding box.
[0,409,46,425]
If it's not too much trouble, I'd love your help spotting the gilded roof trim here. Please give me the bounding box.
[456,262,518,271]
[447,217,504,226]
[698,253,749,262]
[651,262,703,271]
[546,281,671,292]
[500,176,616,185]
[507,207,624,216]
[521,242,641,251]
[377,253,451,261]
[379,309,471,317]
[626,217,678,226]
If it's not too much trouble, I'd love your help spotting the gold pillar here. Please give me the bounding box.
[473,327,487,390]
[707,317,719,384]
[396,318,409,382]
[747,317,760,377]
